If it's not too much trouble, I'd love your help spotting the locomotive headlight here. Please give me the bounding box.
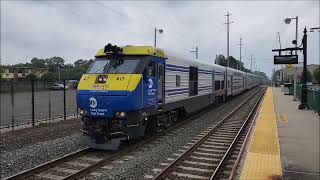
[97,75,107,83]
[115,112,126,118]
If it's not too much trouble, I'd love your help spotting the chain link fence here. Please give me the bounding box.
[0,80,79,130]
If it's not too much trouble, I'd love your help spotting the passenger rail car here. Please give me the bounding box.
[76,44,263,149]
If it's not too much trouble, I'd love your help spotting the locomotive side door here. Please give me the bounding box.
[157,63,164,104]
[144,61,157,107]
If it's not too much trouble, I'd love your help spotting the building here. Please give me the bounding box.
[276,64,319,84]
[1,66,49,81]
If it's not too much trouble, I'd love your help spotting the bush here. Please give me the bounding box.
[25,73,38,81]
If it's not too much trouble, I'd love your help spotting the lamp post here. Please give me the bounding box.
[154,28,163,47]
[285,16,298,100]
[298,27,309,109]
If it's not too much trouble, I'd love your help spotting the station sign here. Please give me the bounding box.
[274,55,298,64]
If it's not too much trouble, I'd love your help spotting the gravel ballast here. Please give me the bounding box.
[82,89,258,180]
[0,119,85,178]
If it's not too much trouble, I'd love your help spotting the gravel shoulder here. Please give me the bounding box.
[0,118,85,178]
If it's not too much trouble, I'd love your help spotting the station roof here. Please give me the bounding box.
[95,45,166,58]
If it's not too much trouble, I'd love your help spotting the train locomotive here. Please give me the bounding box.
[76,44,263,149]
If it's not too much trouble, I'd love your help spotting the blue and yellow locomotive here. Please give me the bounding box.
[77,44,263,149]
[77,44,167,149]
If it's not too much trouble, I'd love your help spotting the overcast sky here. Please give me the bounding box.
[1,1,319,77]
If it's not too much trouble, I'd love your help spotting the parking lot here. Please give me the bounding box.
[1,89,78,127]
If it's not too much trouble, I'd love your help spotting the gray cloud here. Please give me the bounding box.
[1,1,319,77]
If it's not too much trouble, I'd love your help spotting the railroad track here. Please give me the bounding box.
[5,88,262,180]
[153,88,265,180]
[4,147,113,180]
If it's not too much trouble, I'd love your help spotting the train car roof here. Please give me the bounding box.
[95,45,262,78]
[95,45,166,58]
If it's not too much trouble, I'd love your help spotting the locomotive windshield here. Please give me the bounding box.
[87,58,110,73]
[87,56,148,74]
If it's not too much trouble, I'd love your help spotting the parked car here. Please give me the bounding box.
[51,83,69,90]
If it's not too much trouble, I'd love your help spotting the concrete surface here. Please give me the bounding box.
[273,87,320,180]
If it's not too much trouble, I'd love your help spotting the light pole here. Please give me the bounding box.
[285,16,298,100]
[154,28,163,47]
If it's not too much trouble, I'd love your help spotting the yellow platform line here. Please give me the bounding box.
[240,88,282,180]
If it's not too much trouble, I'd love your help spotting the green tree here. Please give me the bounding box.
[313,67,320,84]
[40,72,56,82]
[26,73,38,81]
[300,70,313,82]
[45,57,65,72]
[31,58,46,68]
[0,65,4,78]
[307,70,313,82]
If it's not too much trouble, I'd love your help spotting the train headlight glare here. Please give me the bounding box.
[97,75,107,83]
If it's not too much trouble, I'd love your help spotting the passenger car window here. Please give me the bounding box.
[176,75,181,87]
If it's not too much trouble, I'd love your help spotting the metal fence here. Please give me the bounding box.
[294,85,320,113]
[0,80,79,130]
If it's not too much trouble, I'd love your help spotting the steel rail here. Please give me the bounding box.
[227,91,264,180]
[210,88,265,179]
[153,87,264,180]
[4,147,92,180]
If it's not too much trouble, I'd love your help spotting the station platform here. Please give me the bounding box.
[238,87,320,180]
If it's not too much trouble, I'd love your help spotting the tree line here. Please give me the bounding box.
[214,54,269,80]
[1,57,93,82]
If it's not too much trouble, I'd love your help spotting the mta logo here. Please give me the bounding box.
[89,97,97,108]
[148,78,153,88]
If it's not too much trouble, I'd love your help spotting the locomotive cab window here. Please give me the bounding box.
[87,58,110,74]
[87,56,148,74]
[146,61,156,77]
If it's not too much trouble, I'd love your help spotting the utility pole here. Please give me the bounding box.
[277,32,282,49]
[236,36,245,70]
[215,55,218,64]
[57,66,61,82]
[225,10,233,100]
[225,11,234,68]
[250,54,253,72]
[277,32,284,84]
[189,46,198,59]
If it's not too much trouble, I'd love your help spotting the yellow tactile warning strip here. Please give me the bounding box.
[240,88,282,180]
